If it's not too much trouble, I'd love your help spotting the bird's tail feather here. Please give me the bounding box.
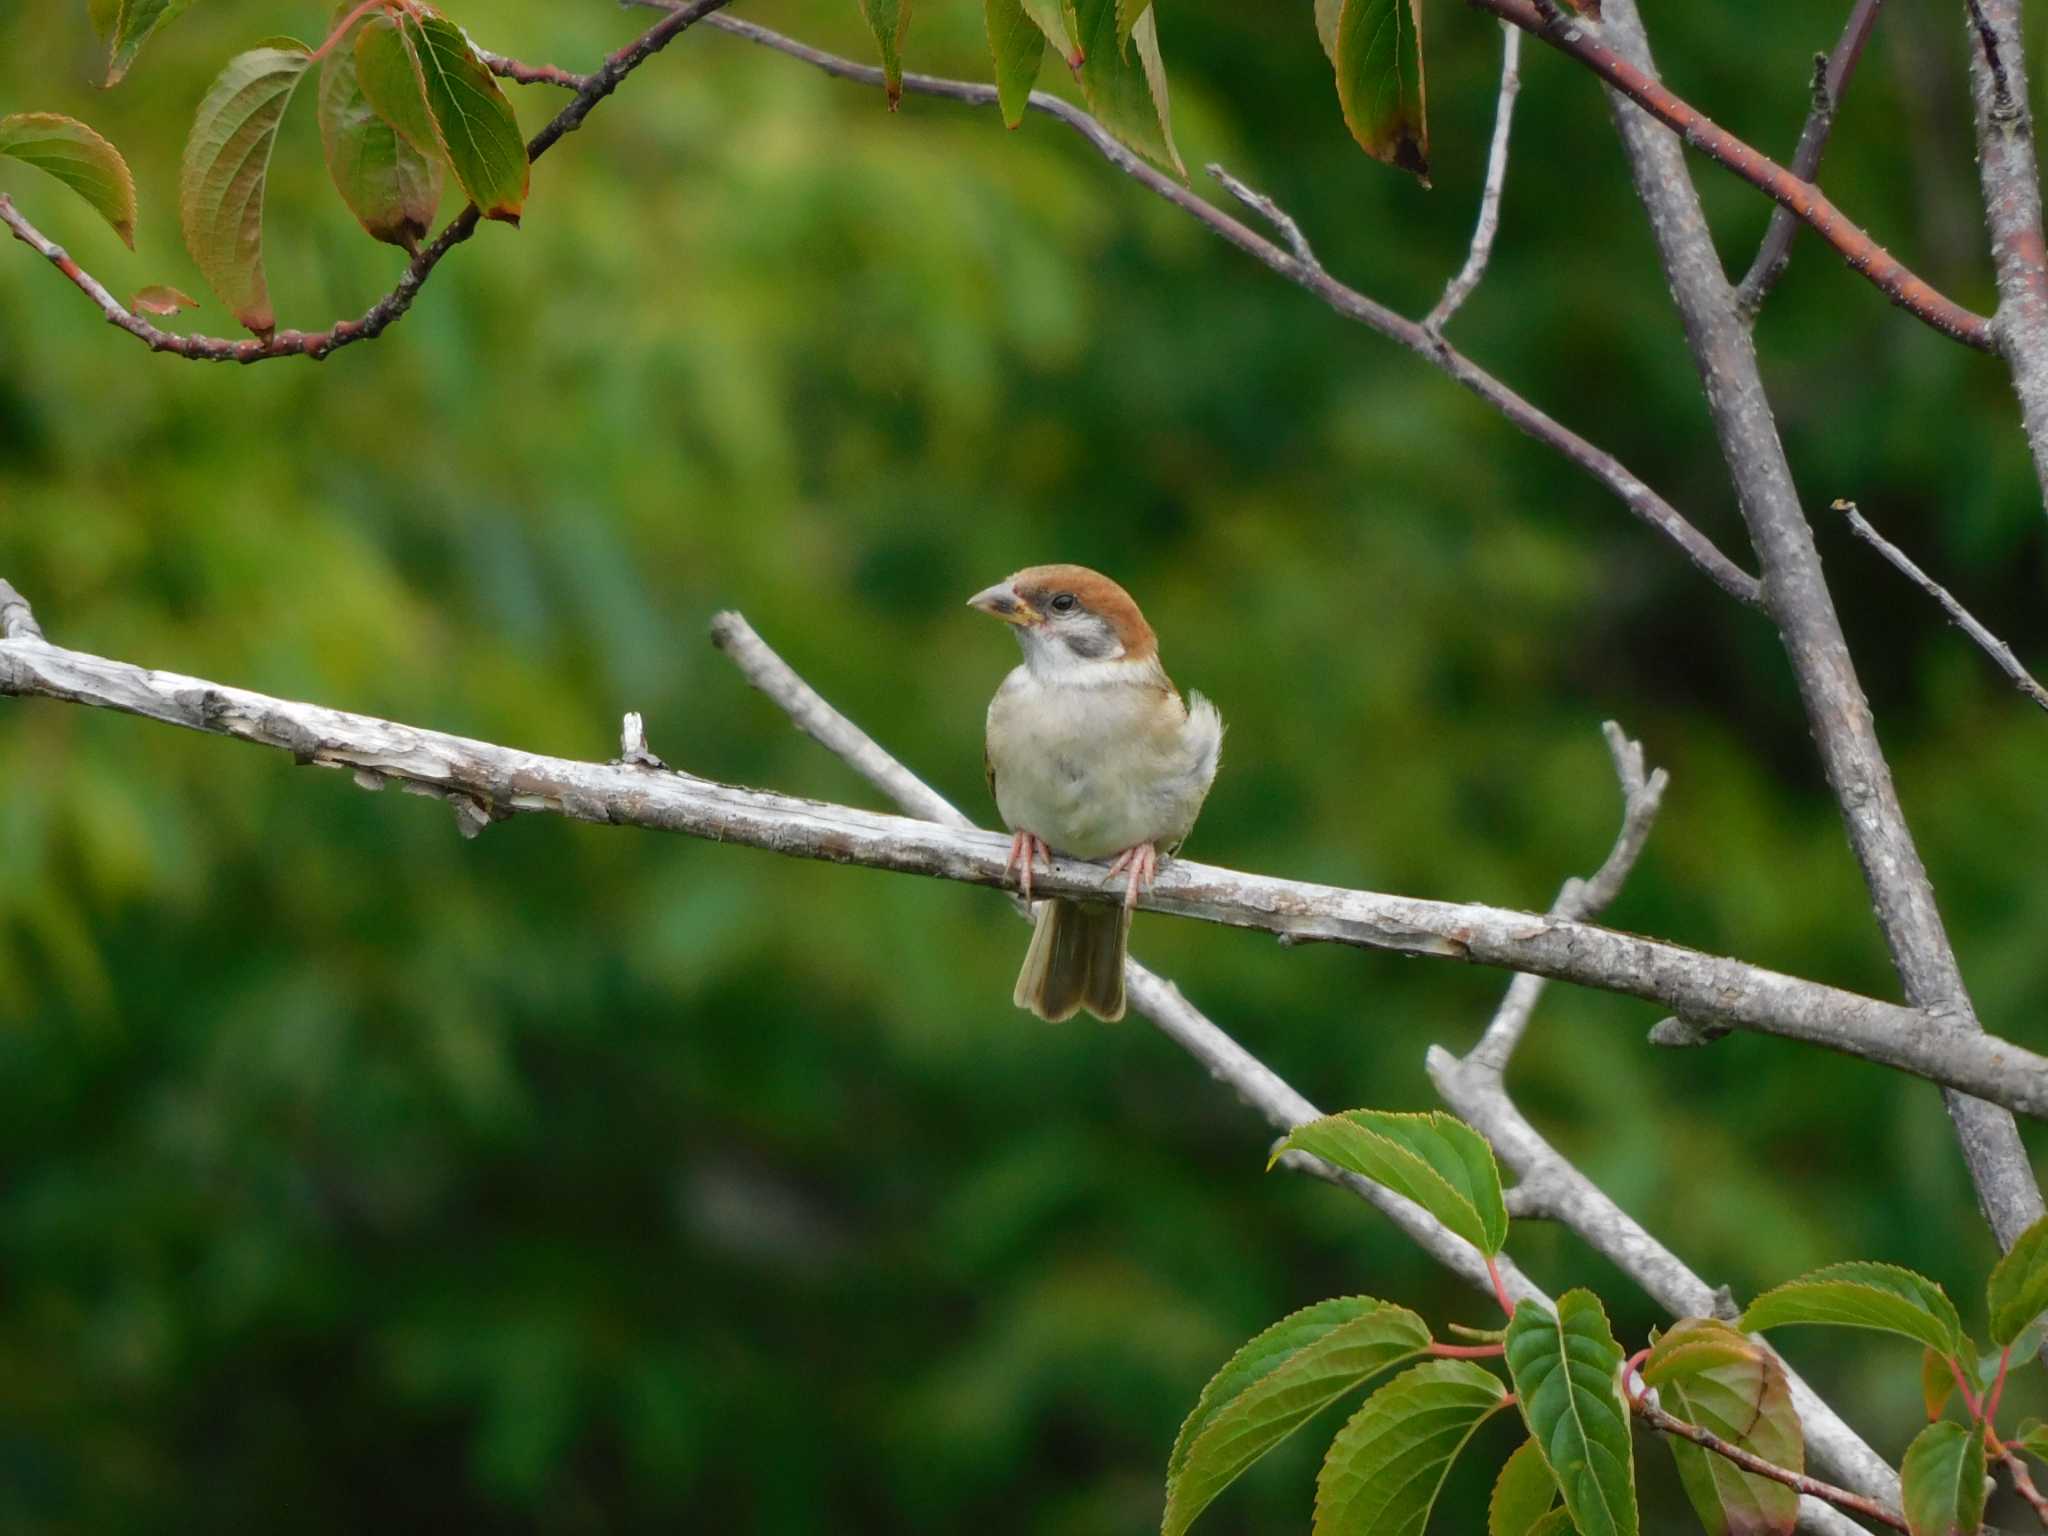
[1014,898,1130,1022]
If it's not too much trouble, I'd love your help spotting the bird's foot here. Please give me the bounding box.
[1104,842,1159,910]
[1006,829,1054,900]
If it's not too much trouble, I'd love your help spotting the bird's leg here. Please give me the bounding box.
[1005,829,1053,899]
[1104,842,1159,910]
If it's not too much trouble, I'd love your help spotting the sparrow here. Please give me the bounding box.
[970,564,1223,1022]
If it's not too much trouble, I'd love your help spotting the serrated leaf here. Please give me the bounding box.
[1505,1291,1637,1536]
[1273,1111,1508,1257]
[1313,1359,1511,1536]
[2015,1418,2048,1462]
[178,41,312,337]
[406,13,527,223]
[1332,0,1428,181]
[1116,0,1150,53]
[1643,1319,1801,1536]
[354,16,441,155]
[1986,1212,2048,1346]
[856,0,912,105]
[1072,0,1182,176]
[1923,1349,1956,1423]
[130,283,198,315]
[1489,1437,1557,1536]
[1163,1296,1431,1536]
[1314,0,1340,62]
[1020,0,1083,66]
[1740,1263,1965,1358]
[92,0,198,87]
[320,8,443,252]
[1524,1513,1575,1536]
[1900,1419,1986,1536]
[0,113,137,248]
[984,0,1047,129]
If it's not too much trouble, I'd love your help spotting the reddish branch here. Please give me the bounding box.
[1471,0,1994,352]
[1734,0,1885,314]
[478,50,594,91]
[1630,1394,1910,1532]
[0,0,737,364]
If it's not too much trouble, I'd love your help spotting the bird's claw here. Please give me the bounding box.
[1104,842,1159,910]
[1006,829,1054,900]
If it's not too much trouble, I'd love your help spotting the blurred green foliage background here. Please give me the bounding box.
[3,0,2047,1530]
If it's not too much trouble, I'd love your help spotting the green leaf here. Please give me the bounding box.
[856,0,912,106]
[1332,0,1428,181]
[1020,0,1083,66]
[1163,1296,1432,1536]
[1986,1212,2048,1347]
[355,15,442,159]
[1504,1291,1637,1536]
[1314,0,1340,62]
[178,41,313,338]
[130,284,198,315]
[1899,1419,1986,1536]
[1489,1437,1557,1536]
[90,0,198,87]
[1115,0,1150,53]
[1740,1262,1965,1358]
[2014,1418,2048,1462]
[320,8,444,253]
[1313,1359,1511,1536]
[1642,1319,1801,1536]
[405,13,528,223]
[0,113,137,248]
[984,0,1048,129]
[1524,1513,1575,1536]
[1923,1349,1956,1423]
[1072,0,1183,176]
[1273,1111,1508,1257]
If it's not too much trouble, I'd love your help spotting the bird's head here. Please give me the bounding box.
[968,564,1158,675]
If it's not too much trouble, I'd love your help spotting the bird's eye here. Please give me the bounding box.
[1050,593,1077,614]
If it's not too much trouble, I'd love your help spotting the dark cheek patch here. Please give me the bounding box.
[1061,622,1117,660]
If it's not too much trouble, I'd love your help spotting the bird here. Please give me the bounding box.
[969,564,1222,1022]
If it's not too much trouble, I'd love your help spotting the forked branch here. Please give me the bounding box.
[1472,0,1993,351]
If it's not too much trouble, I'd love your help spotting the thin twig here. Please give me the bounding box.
[1735,0,1886,315]
[477,50,595,90]
[683,9,1765,607]
[7,597,2048,1116]
[0,0,737,363]
[1472,0,1994,351]
[1426,22,1524,333]
[1999,1443,2048,1523]
[1632,1395,1909,1532]
[1205,166,1320,272]
[1464,720,1665,1073]
[1836,501,2048,712]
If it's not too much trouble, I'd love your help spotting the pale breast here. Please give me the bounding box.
[986,667,1221,859]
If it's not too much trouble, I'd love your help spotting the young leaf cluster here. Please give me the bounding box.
[176,2,528,337]
[7,1,529,344]
[1171,1107,2048,1536]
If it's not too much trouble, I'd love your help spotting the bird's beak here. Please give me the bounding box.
[967,581,1041,626]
